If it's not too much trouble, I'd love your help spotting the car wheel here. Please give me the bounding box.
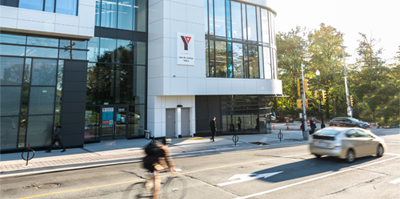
[346,149,355,163]
[377,144,384,157]
[314,154,321,158]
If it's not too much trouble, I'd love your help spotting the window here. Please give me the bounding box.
[246,5,257,41]
[101,0,118,28]
[214,0,226,37]
[17,0,78,16]
[232,43,243,78]
[215,41,227,77]
[19,0,43,11]
[231,2,242,39]
[56,0,78,16]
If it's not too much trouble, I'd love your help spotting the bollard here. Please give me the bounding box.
[21,143,35,166]
[278,130,283,142]
[232,132,239,146]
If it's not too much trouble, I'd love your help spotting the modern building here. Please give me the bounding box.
[0,0,282,152]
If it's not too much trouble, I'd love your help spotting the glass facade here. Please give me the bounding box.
[0,0,78,16]
[0,32,85,150]
[205,0,278,79]
[95,0,148,32]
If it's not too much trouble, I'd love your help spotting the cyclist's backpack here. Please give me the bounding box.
[144,142,161,156]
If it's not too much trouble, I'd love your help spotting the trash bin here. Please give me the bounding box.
[144,130,150,139]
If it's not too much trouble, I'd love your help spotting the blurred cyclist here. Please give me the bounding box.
[143,138,176,199]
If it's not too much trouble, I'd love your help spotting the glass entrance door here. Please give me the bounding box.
[101,106,128,140]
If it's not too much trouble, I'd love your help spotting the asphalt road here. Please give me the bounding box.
[1,128,399,199]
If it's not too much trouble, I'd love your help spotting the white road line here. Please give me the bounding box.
[389,178,400,184]
[235,155,400,199]
[385,153,400,156]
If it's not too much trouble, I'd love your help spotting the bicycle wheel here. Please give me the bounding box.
[135,181,153,199]
[162,176,187,199]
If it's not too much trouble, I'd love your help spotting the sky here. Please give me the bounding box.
[266,0,400,64]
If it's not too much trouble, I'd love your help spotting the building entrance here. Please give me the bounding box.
[101,106,129,140]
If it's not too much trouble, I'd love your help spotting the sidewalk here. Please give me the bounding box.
[0,130,307,178]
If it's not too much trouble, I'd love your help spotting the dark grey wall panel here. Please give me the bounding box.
[62,123,85,135]
[63,91,86,102]
[62,103,86,113]
[94,27,148,42]
[64,61,87,72]
[62,133,84,146]
[64,71,87,82]
[62,112,85,124]
[63,82,87,92]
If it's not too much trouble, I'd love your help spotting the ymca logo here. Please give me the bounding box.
[180,36,192,51]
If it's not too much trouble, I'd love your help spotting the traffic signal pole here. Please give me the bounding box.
[301,64,309,139]
[342,34,352,117]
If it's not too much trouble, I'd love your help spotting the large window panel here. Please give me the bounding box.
[60,40,87,50]
[117,39,133,64]
[206,40,209,77]
[56,0,78,15]
[86,63,98,104]
[270,12,276,45]
[258,46,264,79]
[135,65,146,104]
[128,105,145,137]
[0,57,24,85]
[55,60,63,114]
[101,0,118,28]
[88,37,100,62]
[242,5,247,41]
[209,40,215,77]
[226,0,231,38]
[19,0,43,11]
[0,87,22,116]
[29,87,56,115]
[27,36,58,47]
[227,42,233,78]
[26,115,53,147]
[261,9,270,44]
[135,0,147,32]
[95,0,101,26]
[21,58,32,115]
[135,42,147,65]
[231,2,242,39]
[272,48,277,79]
[0,33,26,45]
[0,44,26,56]
[25,47,58,58]
[208,0,214,35]
[204,0,208,35]
[31,59,57,86]
[263,47,271,79]
[248,45,259,78]
[232,43,243,78]
[215,41,227,77]
[44,0,55,12]
[99,38,117,63]
[0,117,19,150]
[118,0,134,30]
[214,0,226,37]
[257,7,262,44]
[243,44,248,78]
[246,5,257,41]
[97,63,114,104]
[59,50,87,60]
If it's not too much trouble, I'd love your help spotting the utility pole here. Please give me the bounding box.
[341,34,352,117]
[301,64,308,139]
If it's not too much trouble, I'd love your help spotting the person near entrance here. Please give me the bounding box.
[210,116,217,142]
[46,123,66,153]
[143,138,176,199]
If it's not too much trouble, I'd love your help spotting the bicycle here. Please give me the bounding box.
[136,168,187,199]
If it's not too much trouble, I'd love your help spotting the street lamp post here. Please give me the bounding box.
[316,70,325,128]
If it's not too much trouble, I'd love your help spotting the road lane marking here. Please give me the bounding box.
[385,153,400,156]
[217,172,283,186]
[389,178,400,184]
[235,155,400,199]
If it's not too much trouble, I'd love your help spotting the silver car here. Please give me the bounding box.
[309,127,387,163]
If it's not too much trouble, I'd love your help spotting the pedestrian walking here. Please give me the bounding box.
[301,120,305,135]
[209,116,217,142]
[46,123,66,153]
[310,118,316,134]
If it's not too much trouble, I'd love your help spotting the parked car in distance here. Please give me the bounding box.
[309,127,387,163]
[328,117,369,129]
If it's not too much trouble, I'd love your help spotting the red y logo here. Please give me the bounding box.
[180,36,191,50]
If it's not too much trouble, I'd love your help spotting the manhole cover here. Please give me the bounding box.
[37,183,60,189]
[250,142,269,146]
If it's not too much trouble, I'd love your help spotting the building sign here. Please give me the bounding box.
[102,108,114,126]
[177,32,194,65]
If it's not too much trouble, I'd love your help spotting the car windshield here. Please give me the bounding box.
[315,129,341,136]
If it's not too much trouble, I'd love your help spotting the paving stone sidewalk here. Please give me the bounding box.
[0,130,307,177]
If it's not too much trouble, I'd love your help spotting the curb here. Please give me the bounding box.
[172,137,203,142]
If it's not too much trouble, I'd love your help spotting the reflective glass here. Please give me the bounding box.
[209,40,215,76]
[95,0,101,26]
[205,40,209,76]
[231,2,242,39]
[243,44,248,78]
[118,0,134,30]
[0,117,19,150]
[272,48,277,79]
[0,57,24,85]
[261,9,270,44]
[232,43,243,78]
[257,7,262,43]
[214,0,226,37]
[21,58,32,115]
[135,42,146,65]
[204,0,208,35]
[56,0,78,15]
[85,106,100,141]
[25,47,58,58]
[263,47,271,79]
[2,0,18,7]
[45,0,55,12]
[99,38,117,63]
[248,45,259,78]
[97,63,114,104]
[26,115,53,147]
[0,44,26,56]
[128,105,145,137]
[86,63,98,104]
[55,60,63,114]
[59,49,87,60]
[242,5,247,40]
[28,87,55,114]
[0,33,26,44]
[247,5,257,41]
[258,46,264,78]
[0,87,22,116]
[227,42,233,77]
[117,39,133,64]
[208,0,214,35]
[270,12,276,45]
[135,65,146,104]
[19,116,27,147]
[27,36,58,47]
[31,59,57,85]
[101,0,117,28]
[135,0,147,32]
[87,37,100,62]
[118,64,134,104]
[19,0,43,11]
[226,0,231,38]
[60,39,87,49]
[215,41,227,77]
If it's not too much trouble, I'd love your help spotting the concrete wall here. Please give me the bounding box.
[0,0,96,39]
